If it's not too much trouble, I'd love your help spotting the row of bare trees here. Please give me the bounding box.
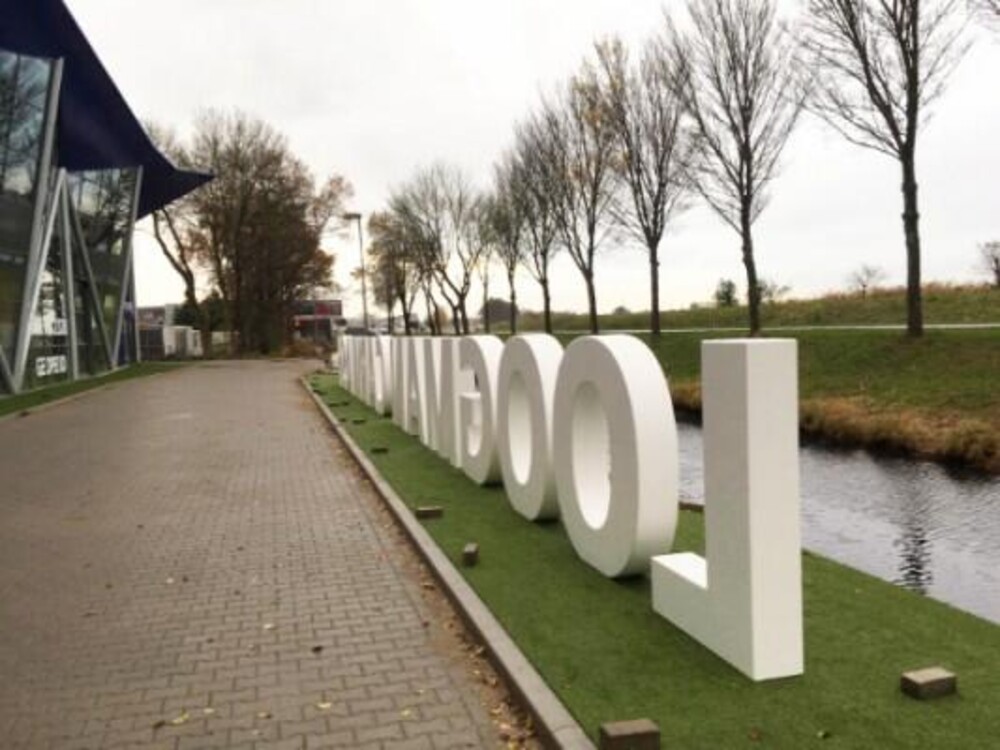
[367,0,986,338]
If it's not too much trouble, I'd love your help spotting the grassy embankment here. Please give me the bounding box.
[517,286,1000,473]
[310,373,1000,749]
[607,329,999,474]
[0,362,182,419]
[517,283,999,331]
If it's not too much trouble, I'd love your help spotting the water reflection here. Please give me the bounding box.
[676,421,1000,623]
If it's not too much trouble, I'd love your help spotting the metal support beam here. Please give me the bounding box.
[60,182,79,379]
[68,194,114,369]
[13,169,65,387]
[111,166,143,367]
[0,345,15,395]
[129,260,141,364]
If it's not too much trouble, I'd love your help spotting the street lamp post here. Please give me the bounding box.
[342,211,369,330]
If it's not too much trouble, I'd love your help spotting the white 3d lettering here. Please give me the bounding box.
[336,333,803,681]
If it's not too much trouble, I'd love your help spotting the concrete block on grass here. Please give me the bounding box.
[599,718,660,750]
[462,543,479,567]
[901,667,957,700]
[414,506,444,520]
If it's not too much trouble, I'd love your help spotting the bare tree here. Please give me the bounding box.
[512,118,561,333]
[848,264,888,296]
[669,0,805,335]
[595,36,689,337]
[144,122,211,350]
[489,153,526,333]
[477,229,494,333]
[755,278,792,304]
[803,0,967,336]
[368,211,421,334]
[540,67,620,334]
[980,241,1000,288]
[973,0,1000,23]
[390,164,484,334]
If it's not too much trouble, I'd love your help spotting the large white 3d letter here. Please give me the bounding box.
[359,337,374,405]
[421,338,443,450]
[351,337,365,400]
[372,335,393,416]
[405,337,428,441]
[425,338,468,468]
[496,335,563,521]
[458,336,503,485]
[651,340,802,681]
[392,337,409,429]
[553,336,678,578]
[339,336,352,391]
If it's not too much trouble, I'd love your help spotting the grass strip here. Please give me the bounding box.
[556,329,1000,473]
[311,372,1000,749]
[0,362,184,419]
[516,284,1000,331]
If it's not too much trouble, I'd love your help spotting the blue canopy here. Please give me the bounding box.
[0,0,211,217]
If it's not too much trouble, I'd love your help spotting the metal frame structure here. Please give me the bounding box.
[2,54,144,396]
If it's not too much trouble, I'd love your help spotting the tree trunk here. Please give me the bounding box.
[459,302,470,335]
[741,206,761,336]
[901,154,923,337]
[585,270,599,334]
[542,280,553,334]
[482,273,491,333]
[424,295,436,336]
[509,275,518,334]
[450,304,461,335]
[649,248,661,337]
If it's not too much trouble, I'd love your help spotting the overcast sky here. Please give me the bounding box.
[69,0,1000,320]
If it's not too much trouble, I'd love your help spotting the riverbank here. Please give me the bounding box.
[310,373,1000,749]
[552,329,999,475]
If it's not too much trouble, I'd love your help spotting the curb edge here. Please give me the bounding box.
[303,377,596,750]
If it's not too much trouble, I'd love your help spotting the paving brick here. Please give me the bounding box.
[0,362,496,750]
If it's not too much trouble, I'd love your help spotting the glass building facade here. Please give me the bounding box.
[0,48,142,395]
[0,0,210,397]
[0,51,51,383]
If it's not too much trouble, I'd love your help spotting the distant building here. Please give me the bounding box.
[137,305,180,328]
[292,299,344,345]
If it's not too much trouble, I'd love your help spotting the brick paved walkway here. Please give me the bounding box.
[0,362,498,749]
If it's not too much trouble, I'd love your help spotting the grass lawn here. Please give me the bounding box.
[0,362,184,419]
[310,373,1000,749]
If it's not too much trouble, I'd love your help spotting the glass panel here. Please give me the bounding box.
[22,222,70,389]
[0,49,52,361]
[69,168,136,346]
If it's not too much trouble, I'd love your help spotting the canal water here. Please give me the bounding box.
[676,422,1000,624]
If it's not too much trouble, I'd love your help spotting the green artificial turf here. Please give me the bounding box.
[311,373,1000,749]
[0,362,183,419]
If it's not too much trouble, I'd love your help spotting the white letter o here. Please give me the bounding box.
[553,335,679,578]
[496,334,563,521]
